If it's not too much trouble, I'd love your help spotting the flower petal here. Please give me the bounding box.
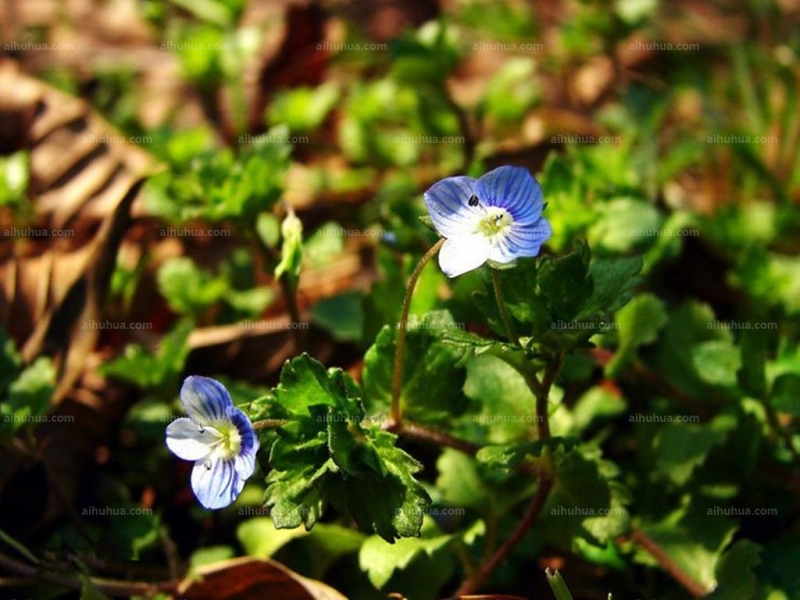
[191,457,242,509]
[423,176,484,238]
[226,406,259,456]
[234,444,259,481]
[438,234,491,278]
[180,376,233,424]
[166,418,218,461]
[476,166,543,225]
[488,217,552,263]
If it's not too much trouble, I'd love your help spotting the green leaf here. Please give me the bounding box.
[268,83,339,133]
[653,418,732,486]
[607,293,667,376]
[157,257,228,315]
[274,354,361,416]
[311,292,364,343]
[537,242,594,323]
[265,459,336,532]
[651,301,733,397]
[633,504,737,591]
[436,449,533,520]
[237,518,308,558]
[588,197,662,254]
[462,353,537,443]
[256,212,281,248]
[691,340,742,388]
[707,540,761,600]
[541,451,630,546]
[476,437,578,471]
[770,373,800,417]
[266,356,430,541]
[0,327,22,392]
[358,524,452,589]
[100,320,193,389]
[5,357,55,423]
[189,546,235,571]
[363,311,470,425]
[584,255,643,316]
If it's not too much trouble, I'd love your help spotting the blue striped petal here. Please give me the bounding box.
[423,176,484,237]
[488,217,552,263]
[476,166,543,225]
[191,457,242,509]
[180,376,233,424]
[226,405,259,457]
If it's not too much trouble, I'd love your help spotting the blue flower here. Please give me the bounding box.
[166,376,259,509]
[423,165,552,277]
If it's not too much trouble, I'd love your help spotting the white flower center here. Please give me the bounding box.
[201,420,242,460]
[476,207,513,238]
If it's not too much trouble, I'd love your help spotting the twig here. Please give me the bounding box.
[628,528,708,598]
[0,551,179,597]
[389,421,481,456]
[454,358,561,595]
[454,475,554,597]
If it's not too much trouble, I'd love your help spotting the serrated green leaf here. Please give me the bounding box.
[237,518,308,558]
[359,526,452,589]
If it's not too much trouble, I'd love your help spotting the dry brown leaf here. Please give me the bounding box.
[179,557,348,600]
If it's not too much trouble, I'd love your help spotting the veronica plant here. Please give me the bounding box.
[163,164,643,595]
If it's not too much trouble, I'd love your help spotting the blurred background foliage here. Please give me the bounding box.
[0,0,799,599]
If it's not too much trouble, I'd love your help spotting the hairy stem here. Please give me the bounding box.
[251,419,289,430]
[389,238,446,427]
[491,268,519,345]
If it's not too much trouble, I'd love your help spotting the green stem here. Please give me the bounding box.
[491,268,519,345]
[389,238,445,427]
[455,354,562,596]
[251,419,289,430]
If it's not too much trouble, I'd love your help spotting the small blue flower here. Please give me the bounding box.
[166,376,259,509]
[423,165,552,277]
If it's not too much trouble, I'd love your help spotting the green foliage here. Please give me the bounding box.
[363,311,470,425]
[264,356,430,542]
[99,320,193,389]
[10,3,800,598]
[0,332,56,442]
[145,125,291,223]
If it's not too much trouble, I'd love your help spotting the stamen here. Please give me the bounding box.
[468,194,480,207]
